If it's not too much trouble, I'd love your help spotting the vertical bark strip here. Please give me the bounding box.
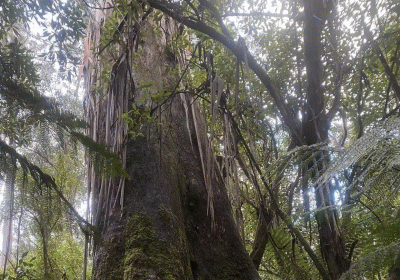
[85,3,259,279]
[39,221,51,279]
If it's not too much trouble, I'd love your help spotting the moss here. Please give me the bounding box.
[157,206,188,258]
[157,206,176,227]
[123,211,185,279]
[212,256,252,279]
[102,233,125,279]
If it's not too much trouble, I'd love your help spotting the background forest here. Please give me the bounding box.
[1,0,400,279]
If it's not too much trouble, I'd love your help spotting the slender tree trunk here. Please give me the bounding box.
[39,222,51,279]
[85,6,259,279]
[250,207,273,270]
[1,154,15,274]
[389,253,400,280]
[82,195,90,280]
[301,1,350,279]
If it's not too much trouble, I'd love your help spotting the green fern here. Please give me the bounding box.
[340,242,400,280]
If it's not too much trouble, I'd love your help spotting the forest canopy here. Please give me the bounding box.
[1,0,400,279]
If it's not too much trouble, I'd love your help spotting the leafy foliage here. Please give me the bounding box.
[3,0,400,279]
[122,104,153,140]
[1,252,38,280]
[0,1,127,278]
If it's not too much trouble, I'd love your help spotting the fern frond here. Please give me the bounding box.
[0,138,95,235]
[318,117,400,188]
[70,131,128,178]
[340,242,400,280]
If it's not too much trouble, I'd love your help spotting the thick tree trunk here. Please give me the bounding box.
[85,6,259,280]
[302,1,350,279]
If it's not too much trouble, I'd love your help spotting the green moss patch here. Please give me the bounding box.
[124,211,184,280]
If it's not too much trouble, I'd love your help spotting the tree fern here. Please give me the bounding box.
[340,242,400,280]
[313,117,400,279]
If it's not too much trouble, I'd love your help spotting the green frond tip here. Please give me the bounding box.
[0,138,95,237]
[70,132,129,178]
[318,117,400,187]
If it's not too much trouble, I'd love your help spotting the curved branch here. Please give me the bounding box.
[198,0,232,38]
[146,0,302,144]
[363,23,400,100]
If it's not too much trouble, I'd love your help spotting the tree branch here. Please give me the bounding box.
[363,23,400,100]
[221,12,294,18]
[198,0,232,38]
[227,110,330,280]
[145,0,303,144]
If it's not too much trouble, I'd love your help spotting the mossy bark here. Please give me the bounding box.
[85,6,259,280]
[91,96,259,279]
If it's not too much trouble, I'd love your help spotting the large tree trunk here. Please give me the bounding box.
[84,5,259,280]
[301,1,350,279]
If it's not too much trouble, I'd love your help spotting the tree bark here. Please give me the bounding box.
[85,6,259,280]
[302,1,350,279]
[389,253,400,280]
[39,222,51,279]
[250,207,273,270]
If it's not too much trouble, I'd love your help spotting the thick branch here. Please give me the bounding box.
[146,0,302,143]
[363,24,400,100]
[199,0,231,38]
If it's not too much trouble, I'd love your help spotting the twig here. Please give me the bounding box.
[221,12,293,18]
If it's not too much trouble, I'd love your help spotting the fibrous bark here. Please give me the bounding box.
[84,4,259,279]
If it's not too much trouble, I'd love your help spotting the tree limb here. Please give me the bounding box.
[145,0,303,144]
[221,12,294,18]
[227,111,330,280]
[363,23,400,100]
